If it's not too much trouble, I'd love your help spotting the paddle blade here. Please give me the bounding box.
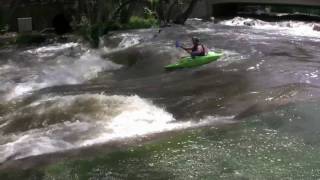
[175,41,180,48]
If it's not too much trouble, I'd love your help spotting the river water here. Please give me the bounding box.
[1,18,320,179]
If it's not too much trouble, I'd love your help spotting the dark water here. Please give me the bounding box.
[1,18,320,179]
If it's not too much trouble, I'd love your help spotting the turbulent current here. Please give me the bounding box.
[1,18,320,179]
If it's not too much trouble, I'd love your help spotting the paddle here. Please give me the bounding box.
[177,40,214,55]
[175,40,188,52]
[175,40,192,60]
[175,40,181,48]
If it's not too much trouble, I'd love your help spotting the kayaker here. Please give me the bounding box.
[181,37,208,57]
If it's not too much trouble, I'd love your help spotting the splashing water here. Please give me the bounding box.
[0,44,122,101]
[0,94,234,163]
[219,17,320,39]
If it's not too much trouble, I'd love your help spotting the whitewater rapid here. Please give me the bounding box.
[218,17,320,39]
[0,43,122,101]
[1,17,320,165]
[0,94,234,163]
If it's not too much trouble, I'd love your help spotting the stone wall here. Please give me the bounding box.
[209,0,320,6]
[0,0,77,31]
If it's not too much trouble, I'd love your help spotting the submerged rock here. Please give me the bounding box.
[244,21,255,26]
[313,24,320,31]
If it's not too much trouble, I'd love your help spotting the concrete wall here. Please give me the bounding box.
[10,4,65,31]
[210,0,320,6]
[0,0,76,31]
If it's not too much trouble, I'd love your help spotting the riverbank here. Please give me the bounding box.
[0,32,84,50]
[0,16,158,49]
[0,33,16,48]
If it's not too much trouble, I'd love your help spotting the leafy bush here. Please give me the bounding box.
[76,16,158,48]
[0,9,6,34]
[124,16,158,29]
[77,22,118,48]
[0,25,8,35]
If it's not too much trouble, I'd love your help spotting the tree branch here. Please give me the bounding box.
[174,0,199,24]
[111,0,137,21]
[166,0,178,23]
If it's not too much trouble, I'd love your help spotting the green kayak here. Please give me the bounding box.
[165,52,223,70]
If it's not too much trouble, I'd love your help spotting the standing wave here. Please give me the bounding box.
[0,94,233,163]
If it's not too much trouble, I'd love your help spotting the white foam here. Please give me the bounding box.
[0,94,234,163]
[187,28,213,33]
[188,18,203,21]
[219,17,320,39]
[118,34,141,49]
[26,43,79,54]
[3,50,121,100]
[103,33,142,53]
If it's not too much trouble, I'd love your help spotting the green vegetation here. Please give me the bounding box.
[78,24,105,48]
[0,0,200,48]
[15,33,47,45]
[0,26,8,35]
[124,16,158,29]
[77,16,157,48]
[0,8,6,35]
[77,21,121,48]
[72,0,199,48]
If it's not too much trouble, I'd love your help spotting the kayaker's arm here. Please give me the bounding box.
[181,46,192,53]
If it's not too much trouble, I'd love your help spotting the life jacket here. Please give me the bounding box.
[192,44,208,56]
